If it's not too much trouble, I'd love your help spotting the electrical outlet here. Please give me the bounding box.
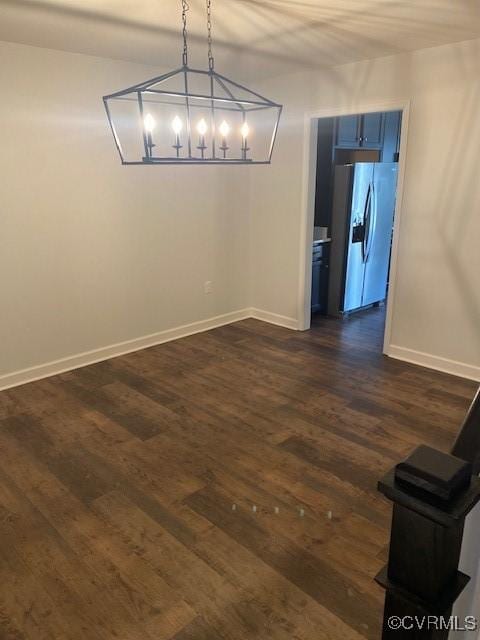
[204,281,213,294]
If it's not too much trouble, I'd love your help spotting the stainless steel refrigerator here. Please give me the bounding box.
[328,162,398,316]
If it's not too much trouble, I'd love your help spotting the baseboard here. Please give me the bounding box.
[3,313,475,391]
[0,308,252,392]
[249,308,299,330]
[0,307,301,392]
[388,344,480,382]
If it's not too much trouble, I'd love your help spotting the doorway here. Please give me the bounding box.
[299,104,409,355]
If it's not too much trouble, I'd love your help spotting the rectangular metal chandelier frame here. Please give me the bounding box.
[103,66,283,166]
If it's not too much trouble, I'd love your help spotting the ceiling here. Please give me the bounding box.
[1,0,480,78]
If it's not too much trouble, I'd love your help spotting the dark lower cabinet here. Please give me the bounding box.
[311,262,321,311]
[311,243,330,314]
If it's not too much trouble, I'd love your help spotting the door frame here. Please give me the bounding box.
[297,100,411,356]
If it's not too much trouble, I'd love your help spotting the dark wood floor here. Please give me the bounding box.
[0,308,477,640]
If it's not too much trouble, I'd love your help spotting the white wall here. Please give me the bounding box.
[1,37,480,385]
[0,41,251,384]
[249,38,480,380]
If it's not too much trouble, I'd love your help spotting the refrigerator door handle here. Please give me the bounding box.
[362,184,372,263]
[365,181,377,263]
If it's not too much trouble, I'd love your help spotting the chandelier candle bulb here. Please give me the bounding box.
[144,113,156,157]
[241,121,250,160]
[172,116,183,157]
[219,120,230,159]
[144,113,156,133]
[196,118,208,159]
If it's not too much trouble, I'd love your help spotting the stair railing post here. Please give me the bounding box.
[376,445,480,639]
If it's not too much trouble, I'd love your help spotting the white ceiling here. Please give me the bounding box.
[1,0,480,78]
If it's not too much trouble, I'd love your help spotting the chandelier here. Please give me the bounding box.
[103,0,282,165]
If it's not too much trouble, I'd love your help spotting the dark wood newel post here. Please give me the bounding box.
[376,445,480,639]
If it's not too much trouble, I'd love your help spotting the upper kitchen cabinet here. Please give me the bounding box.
[361,113,384,147]
[335,115,360,147]
[334,112,385,149]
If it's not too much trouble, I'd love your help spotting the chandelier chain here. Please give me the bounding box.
[182,0,189,67]
[207,0,214,71]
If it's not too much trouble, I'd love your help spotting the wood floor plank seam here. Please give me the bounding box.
[0,309,475,640]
